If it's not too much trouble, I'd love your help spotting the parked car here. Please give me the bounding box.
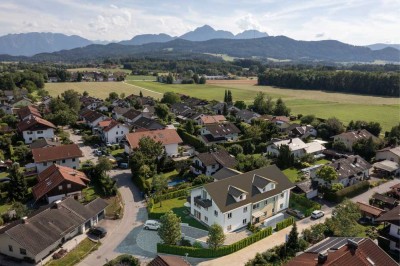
[106,142,112,147]
[94,149,102,156]
[311,210,325,219]
[144,220,160,230]
[88,227,107,238]
[119,162,129,169]
[286,208,305,219]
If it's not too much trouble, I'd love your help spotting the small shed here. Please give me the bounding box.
[293,180,319,199]
[357,202,385,222]
[372,160,400,177]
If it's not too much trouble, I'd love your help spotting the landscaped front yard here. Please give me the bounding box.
[283,158,330,183]
[151,197,208,230]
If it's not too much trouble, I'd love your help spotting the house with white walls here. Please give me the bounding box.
[266,138,326,158]
[97,119,130,144]
[17,116,56,144]
[189,165,294,233]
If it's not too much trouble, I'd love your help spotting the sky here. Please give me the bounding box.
[0,0,399,45]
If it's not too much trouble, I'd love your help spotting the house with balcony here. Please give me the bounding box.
[32,144,83,173]
[376,205,400,254]
[189,165,294,233]
[97,119,129,144]
[191,149,237,176]
[17,116,56,144]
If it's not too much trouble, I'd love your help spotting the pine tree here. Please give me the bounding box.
[227,90,233,104]
[223,103,228,116]
[158,211,182,245]
[8,163,28,201]
[287,222,299,255]
[139,91,143,97]
[224,90,228,103]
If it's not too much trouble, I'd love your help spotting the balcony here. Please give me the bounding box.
[194,196,212,208]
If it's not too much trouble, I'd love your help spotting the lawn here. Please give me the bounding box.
[46,238,100,266]
[151,197,208,230]
[45,81,162,100]
[0,198,12,214]
[110,148,125,157]
[125,75,157,81]
[283,168,299,183]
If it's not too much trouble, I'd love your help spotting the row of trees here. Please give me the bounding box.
[0,70,45,92]
[258,69,399,97]
[252,92,290,116]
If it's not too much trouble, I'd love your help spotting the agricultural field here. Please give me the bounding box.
[45,81,162,100]
[125,75,157,81]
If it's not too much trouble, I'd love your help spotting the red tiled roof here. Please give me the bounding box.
[32,144,83,163]
[17,105,42,120]
[357,202,385,217]
[102,120,127,132]
[126,129,182,149]
[148,255,190,266]
[17,116,56,132]
[32,165,89,201]
[98,119,113,128]
[200,115,226,124]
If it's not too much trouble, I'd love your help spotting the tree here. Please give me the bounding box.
[8,163,28,201]
[227,90,233,105]
[185,120,195,135]
[108,92,119,101]
[95,156,113,175]
[273,98,290,116]
[199,76,206,84]
[155,103,170,121]
[46,109,78,126]
[316,165,338,183]
[276,145,294,169]
[152,175,168,206]
[224,90,228,103]
[300,115,316,125]
[326,199,362,237]
[286,222,299,255]
[332,140,348,152]
[11,201,29,219]
[352,137,377,161]
[222,103,228,116]
[253,92,268,114]
[83,90,89,96]
[192,174,214,185]
[13,145,30,162]
[193,73,200,84]
[158,211,181,245]
[166,73,174,84]
[234,100,247,110]
[161,92,181,105]
[61,89,81,112]
[138,136,163,159]
[139,91,143,98]
[302,223,330,244]
[236,154,269,172]
[77,72,83,82]
[227,144,243,156]
[207,224,225,249]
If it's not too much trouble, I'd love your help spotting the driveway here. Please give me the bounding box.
[351,178,399,204]
[67,129,98,164]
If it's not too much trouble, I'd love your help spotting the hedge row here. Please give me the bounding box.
[324,181,370,203]
[275,217,295,231]
[177,128,205,150]
[157,226,273,258]
[220,138,252,148]
[153,186,196,203]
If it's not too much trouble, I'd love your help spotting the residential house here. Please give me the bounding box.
[371,193,398,210]
[285,237,398,266]
[32,165,90,203]
[17,116,56,144]
[112,106,130,120]
[212,102,239,115]
[293,179,319,199]
[122,109,142,123]
[0,197,108,263]
[12,97,33,108]
[97,119,129,144]
[388,183,400,199]
[236,110,260,124]
[200,122,241,144]
[191,149,237,176]
[124,129,182,156]
[289,125,317,139]
[196,115,227,126]
[32,144,83,173]
[3,89,28,102]
[212,168,243,181]
[312,155,371,188]
[376,205,400,254]
[0,103,13,114]
[332,129,379,152]
[372,160,400,177]
[261,115,291,132]
[171,102,192,116]
[148,255,191,266]
[29,138,61,149]
[131,117,165,131]
[189,165,294,233]
[266,138,326,158]
[180,96,208,108]
[142,105,155,118]
[80,109,107,128]
[376,146,400,163]
[357,202,385,223]
[79,96,103,111]
[16,105,41,121]
[125,94,156,107]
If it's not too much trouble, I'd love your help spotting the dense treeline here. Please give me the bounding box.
[258,69,400,97]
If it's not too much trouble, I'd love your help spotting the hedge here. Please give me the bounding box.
[290,193,321,217]
[324,181,370,203]
[157,226,273,258]
[220,138,252,148]
[275,217,295,231]
[177,128,205,150]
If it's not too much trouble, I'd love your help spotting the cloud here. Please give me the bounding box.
[236,14,260,30]
[315,33,325,38]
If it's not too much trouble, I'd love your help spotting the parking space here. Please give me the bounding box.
[67,128,98,164]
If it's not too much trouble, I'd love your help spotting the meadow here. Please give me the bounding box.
[45,78,399,132]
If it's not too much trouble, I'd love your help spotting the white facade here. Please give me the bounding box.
[101,124,129,144]
[124,142,179,157]
[36,158,80,173]
[191,157,219,176]
[388,224,400,251]
[22,128,55,144]
[376,148,400,163]
[190,187,291,233]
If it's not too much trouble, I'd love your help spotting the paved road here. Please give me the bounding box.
[351,178,399,204]
[79,170,150,266]
[67,129,98,164]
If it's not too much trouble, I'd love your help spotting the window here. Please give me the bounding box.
[253,203,259,210]
[43,162,47,166]
[280,203,283,209]
[20,248,27,255]
[214,210,218,217]
[281,193,284,198]
[243,219,247,225]
[72,158,76,162]
[272,208,275,213]
[116,131,118,135]
[205,216,208,222]
[8,245,13,252]
[53,161,56,164]
[227,225,232,231]
[202,190,207,199]
[67,184,71,189]
[227,212,232,219]
[212,164,216,169]
[27,131,33,135]
[37,130,43,134]
[271,184,275,189]
[243,207,248,213]
[62,159,66,163]
[59,185,63,190]
[73,166,76,169]
[121,131,124,134]
[239,195,243,200]
[265,200,268,205]
[29,137,32,141]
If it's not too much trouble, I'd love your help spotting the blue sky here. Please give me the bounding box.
[0,0,399,45]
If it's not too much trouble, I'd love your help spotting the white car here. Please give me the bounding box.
[144,220,160,230]
[311,210,325,219]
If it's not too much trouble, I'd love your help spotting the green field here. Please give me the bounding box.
[125,75,157,81]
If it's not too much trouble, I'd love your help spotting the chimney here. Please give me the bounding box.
[54,200,62,209]
[337,162,341,170]
[354,157,358,164]
[318,251,328,264]
[347,239,359,249]
[22,216,28,224]
[289,138,292,144]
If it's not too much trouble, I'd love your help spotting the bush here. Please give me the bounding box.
[177,128,205,150]
[180,238,192,247]
[0,217,3,226]
[275,217,295,231]
[157,226,273,258]
[332,181,369,202]
[193,241,203,248]
[290,193,321,216]
[104,254,140,266]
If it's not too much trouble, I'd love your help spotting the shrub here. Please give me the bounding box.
[177,128,205,150]
[275,217,295,231]
[104,254,140,266]
[290,193,321,216]
[193,241,203,248]
[334,181,369,202]
[180,238,192,247]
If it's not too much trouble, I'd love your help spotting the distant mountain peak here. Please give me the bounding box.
[235,30,269,39]
[180,24,234,41]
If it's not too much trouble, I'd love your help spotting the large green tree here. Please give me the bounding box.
[276,145,294,169]
[326,199,362,237]
[316,165,338,184]
[158,211,182,245]
[161,92,181,105]
[138,136,163,159]
[207,224,226,249]
[8,163,28,201]
[273,98,290,116]
[155,103,170,121]
[61,89,81,112]
[152,174,168,206]
[352,137,378,161]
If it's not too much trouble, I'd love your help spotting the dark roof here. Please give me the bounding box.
[333,129,378,142]
[375,205,400,225]
[148,255,190,266]
[286,237,398,266]
[29,138,61,149]
[113,106,130,115]
[17,105,42,120]
[295,180,318,194]
[196,149,237,168]
[327,155,371,180]
[122,109,142,120]
[212,168,242,181]
[32,144,83,163]
[203,165,294,213]
[132,117,165,130]
[204,122,241,136]
[372,193,397,205]
[81,110,104,123]
[252,174,275,189]
[356,202,385,217]
[228,185,248,198]
[1,197,108,256]
[236,109,259,121]
[17,116,56,132]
